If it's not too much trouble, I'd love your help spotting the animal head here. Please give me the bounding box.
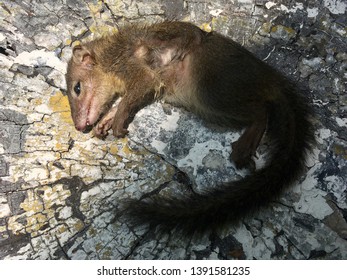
[65,44,125,132]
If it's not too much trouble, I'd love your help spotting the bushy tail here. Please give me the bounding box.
[121,86,314,237]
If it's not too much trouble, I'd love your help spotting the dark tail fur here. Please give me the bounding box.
[121,84,314,237]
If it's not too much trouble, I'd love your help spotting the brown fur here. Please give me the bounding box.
[66,21,315,237]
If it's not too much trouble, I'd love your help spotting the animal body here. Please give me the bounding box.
[66,21,314,237]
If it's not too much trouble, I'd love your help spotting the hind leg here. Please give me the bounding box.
[231,114,267,171]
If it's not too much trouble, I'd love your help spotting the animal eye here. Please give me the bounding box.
[74,82,81,96]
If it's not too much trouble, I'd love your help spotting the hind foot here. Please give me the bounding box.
[230,115,267,171]
[231,140,256,171]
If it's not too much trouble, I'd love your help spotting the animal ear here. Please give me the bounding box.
[72,45,95,69]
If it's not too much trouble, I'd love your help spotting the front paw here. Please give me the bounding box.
[93,118,113,139]
[93,107,118,139]
[93,124,109,139]
[112,120,129,138]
